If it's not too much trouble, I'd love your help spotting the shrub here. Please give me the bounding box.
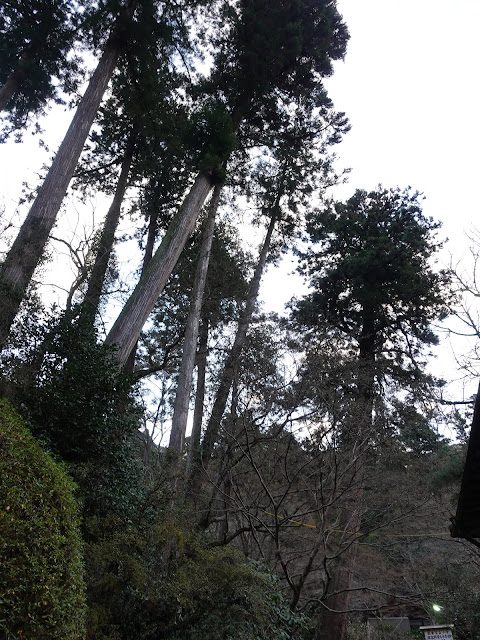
[86,521,309,640]
[0,399,86,639]
[3,310,143,522]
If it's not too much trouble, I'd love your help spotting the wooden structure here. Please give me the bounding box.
[450,383,480,546]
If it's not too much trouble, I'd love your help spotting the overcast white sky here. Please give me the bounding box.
[1,0,479,399]
[326,0,480,233]
[263,0,480,293]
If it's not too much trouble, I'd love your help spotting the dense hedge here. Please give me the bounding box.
[0,399,86,639]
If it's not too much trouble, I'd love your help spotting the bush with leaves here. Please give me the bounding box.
[2,308,143,520]
[0,399,86,639]
[86,519,310,640]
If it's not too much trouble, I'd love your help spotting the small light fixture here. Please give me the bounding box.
[432,603,443,613]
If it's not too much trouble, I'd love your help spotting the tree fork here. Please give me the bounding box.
[105,172,215,366]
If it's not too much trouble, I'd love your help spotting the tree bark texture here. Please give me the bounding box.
[124,205,159,374]
[185,317,209,487]
[0,0,137,350]
[105,172,215,366]
[191,212,277,495]
[169,185,222,459]
[80,136,134,324]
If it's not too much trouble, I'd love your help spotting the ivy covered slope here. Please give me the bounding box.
[0,399,86,640]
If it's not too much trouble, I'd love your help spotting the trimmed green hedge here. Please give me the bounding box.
[0,399,86,639]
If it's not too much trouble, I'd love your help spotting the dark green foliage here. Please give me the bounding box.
[86,521,309,640]
[184,99,237,182]
[18,314,138,463]
[209,0,348,113]
[0,0,82,139]
[390,397,448,456]
[0,399,86,639]
[428,446,465,494]
[295,187,449,377]
[190,0,349,179]
[2,309,143,519]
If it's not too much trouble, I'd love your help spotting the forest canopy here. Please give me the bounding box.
[0,1,478,639]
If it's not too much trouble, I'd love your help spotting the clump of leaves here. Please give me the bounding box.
[183,99,237,182]
[0,399,86,639]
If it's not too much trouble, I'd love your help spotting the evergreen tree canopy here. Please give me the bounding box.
[194,0,349,158]
[0,0,82,138]
[209,0,348,111]
[294,187,450,377]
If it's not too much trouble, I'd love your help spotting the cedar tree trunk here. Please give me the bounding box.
[80,136,134,323]
[185,316,209,487]
[124,203,159,373]
[105,171,215,366]
[0,51,31,111]
[190,211,277,497]
[169,185,222,459]
[0,0,137,349]
[320,316,376,640]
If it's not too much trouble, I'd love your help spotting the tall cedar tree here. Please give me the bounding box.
[191,98,349,499]
[76,7,192,327]
[168,185,222,466]
[293,187,449,640]
[0,0,198,349]
[105,0,349,366]
[0,0,141,349]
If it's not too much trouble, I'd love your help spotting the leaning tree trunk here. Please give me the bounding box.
[79,135,135,325]
[105,171,215,366]
[189,211,277,498]
[0,51,31,111]
[104,99,251,368]
[124,202,160,373]
[142,205,160,272]
[169,185,222,464]
[0,0,137,350]
[320,318,376,640]
[217,365,239,542]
